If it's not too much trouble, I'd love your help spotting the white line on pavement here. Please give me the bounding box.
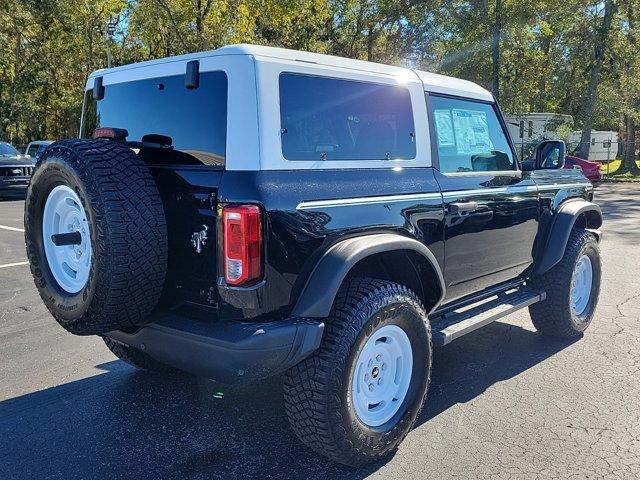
[0,261,29,269]
[0,224,25,233]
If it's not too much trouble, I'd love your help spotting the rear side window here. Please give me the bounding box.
[279,74,416,161]
[428,95,514,173]
[82,71,227,166]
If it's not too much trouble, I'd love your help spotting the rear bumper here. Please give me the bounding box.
[105,313,324,384]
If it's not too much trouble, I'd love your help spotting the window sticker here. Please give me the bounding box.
[434,109,455,147]
[451,109,492,155]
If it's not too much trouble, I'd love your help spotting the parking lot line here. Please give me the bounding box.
[0,224,25,233]
[0,261,29,269]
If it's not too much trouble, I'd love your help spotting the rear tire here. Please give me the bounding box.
[24,139,168,335]
[103,337,177,373]
[529,228,601,338]
[284,277,432,467]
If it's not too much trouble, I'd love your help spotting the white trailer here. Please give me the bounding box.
[504,113,573,144]
[569,130,619,162]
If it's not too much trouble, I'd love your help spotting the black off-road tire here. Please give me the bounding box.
[24,139,168,335]
[102,336,176,373]
[284,277,432,467]
[529,228,601,338]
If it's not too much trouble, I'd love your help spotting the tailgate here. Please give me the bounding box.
[151,166,222,311]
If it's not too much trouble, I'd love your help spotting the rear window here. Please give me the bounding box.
[279,74,416,161]
[82,71,227,165]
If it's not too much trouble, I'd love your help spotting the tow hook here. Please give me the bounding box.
[191,225,209,253]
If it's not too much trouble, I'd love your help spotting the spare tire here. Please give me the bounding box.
[24,139,168,335]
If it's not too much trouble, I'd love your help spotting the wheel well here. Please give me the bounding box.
[535,203,603,275]
[346,250,442,313]
[574,209,602,230]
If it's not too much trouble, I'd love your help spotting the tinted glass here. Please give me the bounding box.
[279,74,416,161]
[0,143,19,156]
[27,145,39,157]
[82,71,227,165]
[428,95,514,173]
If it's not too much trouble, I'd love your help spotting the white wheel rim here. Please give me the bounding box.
[42,185,92,293]
[571,254,593,317]
[351,324,413,427]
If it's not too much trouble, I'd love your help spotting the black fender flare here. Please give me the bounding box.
[291,233,445,318]
[534,200,603,275]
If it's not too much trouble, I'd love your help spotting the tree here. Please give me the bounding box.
[576,0,618,159]
[616,0,640,174]
[1,0,640,164]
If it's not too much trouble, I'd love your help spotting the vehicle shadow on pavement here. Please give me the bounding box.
[0,322,576,480]
[421,320,577,425]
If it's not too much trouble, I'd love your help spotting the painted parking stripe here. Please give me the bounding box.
[0,224,25,233]
[0,261,29,269]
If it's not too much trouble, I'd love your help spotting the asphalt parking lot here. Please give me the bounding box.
[1,183,639,480]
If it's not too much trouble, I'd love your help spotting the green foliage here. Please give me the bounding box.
[1,0,639,148]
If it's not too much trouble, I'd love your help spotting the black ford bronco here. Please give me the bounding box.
[24,45,602,467]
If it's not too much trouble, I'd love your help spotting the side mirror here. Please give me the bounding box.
[534,140,565,169]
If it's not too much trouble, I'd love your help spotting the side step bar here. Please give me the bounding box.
[432,287,545,346]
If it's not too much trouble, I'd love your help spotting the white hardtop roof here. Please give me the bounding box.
[89,43,493,102]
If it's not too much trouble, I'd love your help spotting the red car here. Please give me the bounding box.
[564,155,602,182]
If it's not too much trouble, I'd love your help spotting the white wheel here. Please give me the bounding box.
[284,278,431,466]
[351,324,413,427]
[42,185,92,293]
[570,254,593,317]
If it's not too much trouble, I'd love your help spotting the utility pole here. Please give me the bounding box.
[105,15,119,68]
[94,15,119,68]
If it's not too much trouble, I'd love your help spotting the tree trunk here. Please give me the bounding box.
[194,0,213,50]
[576,0,617,159]
[618,114,640,174]
[537,34,552,111]
[367,26,374,61]
[195,0,204,50]
[7,31,22,144]
[491,0,502,101]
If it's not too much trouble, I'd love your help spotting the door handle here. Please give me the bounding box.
[448,201,478,214]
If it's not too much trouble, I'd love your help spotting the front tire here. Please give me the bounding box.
[529,228,601,338]
[284,278,432,467]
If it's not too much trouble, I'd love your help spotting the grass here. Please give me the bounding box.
[599,159,640,180]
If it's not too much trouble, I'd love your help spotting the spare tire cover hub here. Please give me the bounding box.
[42,185,92,293]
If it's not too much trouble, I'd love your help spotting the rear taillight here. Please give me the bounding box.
[223,205,262,286]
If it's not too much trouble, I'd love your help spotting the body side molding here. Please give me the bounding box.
[535,199,603,275]
[292,233,445,318]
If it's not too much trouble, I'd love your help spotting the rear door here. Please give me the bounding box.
[82,69,230,310]
[427,94,539,302]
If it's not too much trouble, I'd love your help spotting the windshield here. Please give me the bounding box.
[0,143,19,156]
